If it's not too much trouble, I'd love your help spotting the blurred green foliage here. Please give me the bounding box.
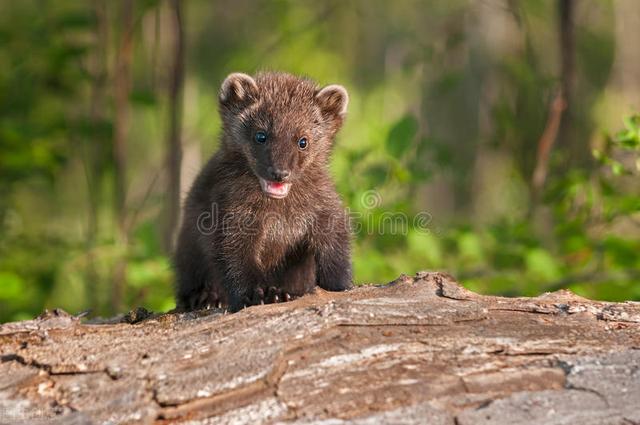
[0,0,639,322]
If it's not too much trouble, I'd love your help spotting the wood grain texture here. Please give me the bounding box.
[0,272,639,424]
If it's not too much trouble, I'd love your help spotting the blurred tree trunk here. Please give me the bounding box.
[612,0,640,107]
[530,0,574,198]
[151,5,161,92]
[84,0,109,314]
[163,0,185,253]
[559,0,575,112]
[557,0,576,161]
[112,0,134,313]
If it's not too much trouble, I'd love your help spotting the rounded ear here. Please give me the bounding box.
[315,84,349,117]
[219,73,259,108]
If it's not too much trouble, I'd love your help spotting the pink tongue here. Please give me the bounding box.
[269,182,285,190]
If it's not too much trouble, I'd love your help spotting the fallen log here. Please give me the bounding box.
[0,272,639,424]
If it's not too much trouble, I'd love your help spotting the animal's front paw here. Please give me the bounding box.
[266,286,295,304]
[230,286,298,311]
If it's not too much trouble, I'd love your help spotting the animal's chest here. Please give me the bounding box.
[255,212,309,271]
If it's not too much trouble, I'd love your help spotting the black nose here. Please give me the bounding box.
[269,167,291,182]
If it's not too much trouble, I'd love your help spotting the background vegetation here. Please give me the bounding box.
[1,0,639,322]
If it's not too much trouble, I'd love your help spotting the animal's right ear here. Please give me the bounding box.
[315,84,349,119]
[219,73,259,109]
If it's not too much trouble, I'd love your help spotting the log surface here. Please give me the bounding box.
[0,272,639,424]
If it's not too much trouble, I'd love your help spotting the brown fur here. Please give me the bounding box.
[174,72,352,312]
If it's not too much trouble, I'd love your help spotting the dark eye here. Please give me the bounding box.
[255,131,267,144]
[297,137,308,150]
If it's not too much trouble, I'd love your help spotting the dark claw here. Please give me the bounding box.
[267,286,277,302]
[284,293,291,302]
[252,287,265,305]
[273,294,280,303]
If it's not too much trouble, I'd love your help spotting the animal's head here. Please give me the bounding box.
[218,72,348,199]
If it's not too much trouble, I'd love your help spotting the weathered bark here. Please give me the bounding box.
[1,272,639,424]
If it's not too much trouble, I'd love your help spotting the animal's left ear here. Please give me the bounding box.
[219,72,259,110]
[315,84,349,118]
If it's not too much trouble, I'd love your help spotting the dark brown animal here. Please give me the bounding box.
[174,72,352,312]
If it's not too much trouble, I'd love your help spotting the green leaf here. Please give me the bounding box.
[407,231,443,267]
[525,248,561,281]
[603,237,639,268]
[362,163,388,187]
[457,232,485,265]
[386,115,418,158]
[623,115,640,133]
[611,161,625,176]
[0,272,23,300]
[130,90,157,106]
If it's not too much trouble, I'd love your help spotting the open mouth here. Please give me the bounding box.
[258,177,291,199]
